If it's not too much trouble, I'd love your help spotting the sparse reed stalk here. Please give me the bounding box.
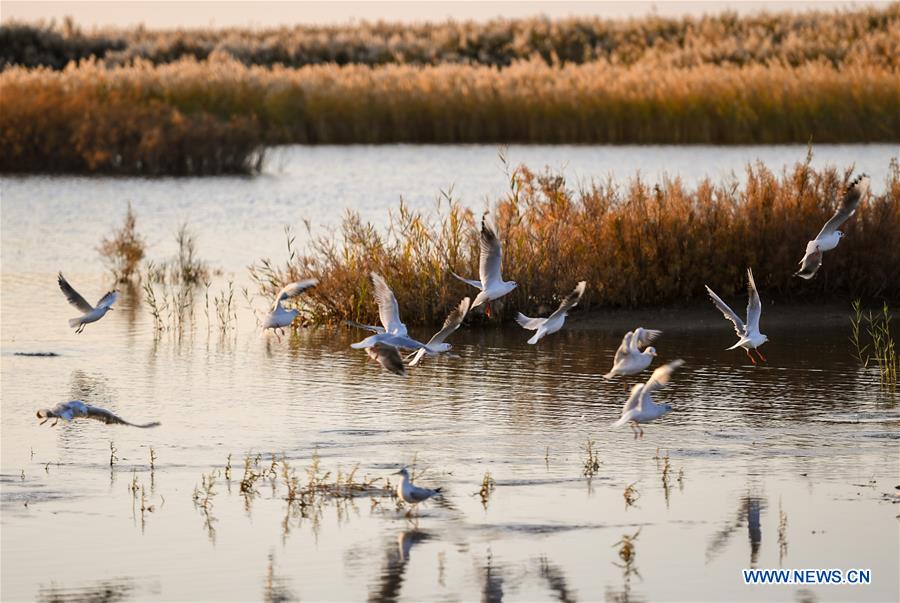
[850,300,897,390]
[582,439,600,477]
[98,203,145,281]
[850,299,869,364]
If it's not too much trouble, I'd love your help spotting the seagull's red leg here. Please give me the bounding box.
[638,424,644,438]
[746,349,757,365]
[755,348,767,362]
[485,302,492,319]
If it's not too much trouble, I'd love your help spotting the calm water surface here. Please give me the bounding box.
[2,145,898,602]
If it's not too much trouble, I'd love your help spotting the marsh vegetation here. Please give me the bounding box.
[1,6,897,174]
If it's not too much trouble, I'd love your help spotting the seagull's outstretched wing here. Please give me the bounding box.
[366,343,406,376]
[815,174,869,240]
[612,383,646,426]
[479,215,504,287]
[57,273,94,313]
[632,327,662,350]
[642,359,684,397]
[371,272,404,334]
[96,290,118,310]
[426,297,470,346]
[352,333,429,351]
[705,285,745,337]
[794,248,823,279]
[272,278,318,310]
[745,269,762,334]
[515,313,545,330]
[549,281,586,320]
[449,271,483,290]
[613,331,634,364]
[83,404,160,428]
[345,320,385,334]
[407,484,441,502]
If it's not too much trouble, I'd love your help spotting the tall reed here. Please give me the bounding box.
[251,158,900,327]
[1,54,897,174]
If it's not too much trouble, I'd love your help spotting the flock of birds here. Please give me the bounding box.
[37,174,870,504]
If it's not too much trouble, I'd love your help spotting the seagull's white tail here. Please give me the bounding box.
[68,317,83,328]
[527,330,544,345]
[602,370,617,380]
[726,340,746,350]
[611,416,629,428]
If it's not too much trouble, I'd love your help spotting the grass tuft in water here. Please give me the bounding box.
[476,471,496,508]
[850,300,897,391]
[623,482,640,508]
[582,439,601,477]
[98,202,145,283]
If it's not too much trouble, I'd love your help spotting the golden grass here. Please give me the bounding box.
[251,156,900,326]
[3,5,897,69]
[1,55,897,173]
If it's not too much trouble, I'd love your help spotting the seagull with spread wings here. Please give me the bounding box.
[795,174,869,279]
[57,273,117,333]
[515,281,586,344]
[407,297,471,366]
[612,359,683,437]
[37,400,160,428]
[262,278,318,335]
[603,328,662,378]
[349,272,439,354]
[450,214,517,318]
[705,268,768,364]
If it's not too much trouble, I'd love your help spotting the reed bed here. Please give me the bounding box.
[3,6,897,69]
[2,56,897,174]
[250,157,900,327]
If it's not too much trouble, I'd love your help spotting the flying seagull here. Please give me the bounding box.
[366,343,407,376]
[612,359,683,437]
[262,279,318,335]
[705,268,768,364]
[450,214,517,317]
[408,297,471,366]
[346,272,409,336]
[603,328,662,378]
[393,467,442,515]
[37,400,160,428]
[57,273,117,333]
[795,174,869,279]
[516,281,586,344]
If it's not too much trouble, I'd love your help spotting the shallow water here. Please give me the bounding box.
[2,144,899,602]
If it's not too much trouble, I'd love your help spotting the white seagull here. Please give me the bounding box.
[516,281,586,344]
[57,273,117,333]
[612,359,683,437]
[795,174,869,279]
[603,328,662,378]
[450,214,517,317]
[705,268,768,364]
[37,400,160,428]
[366,343,407,376]
[393,467,442,515]
[347,272,409,336]
[262,279,318,335]
[408,297,471,366]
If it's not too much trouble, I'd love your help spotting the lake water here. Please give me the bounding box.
[1,145,898,602]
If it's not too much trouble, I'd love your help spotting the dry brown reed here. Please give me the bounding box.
[0,52,897,173]
[251,157,900,326]
[98,202,145,282]
[4,6,897,69]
